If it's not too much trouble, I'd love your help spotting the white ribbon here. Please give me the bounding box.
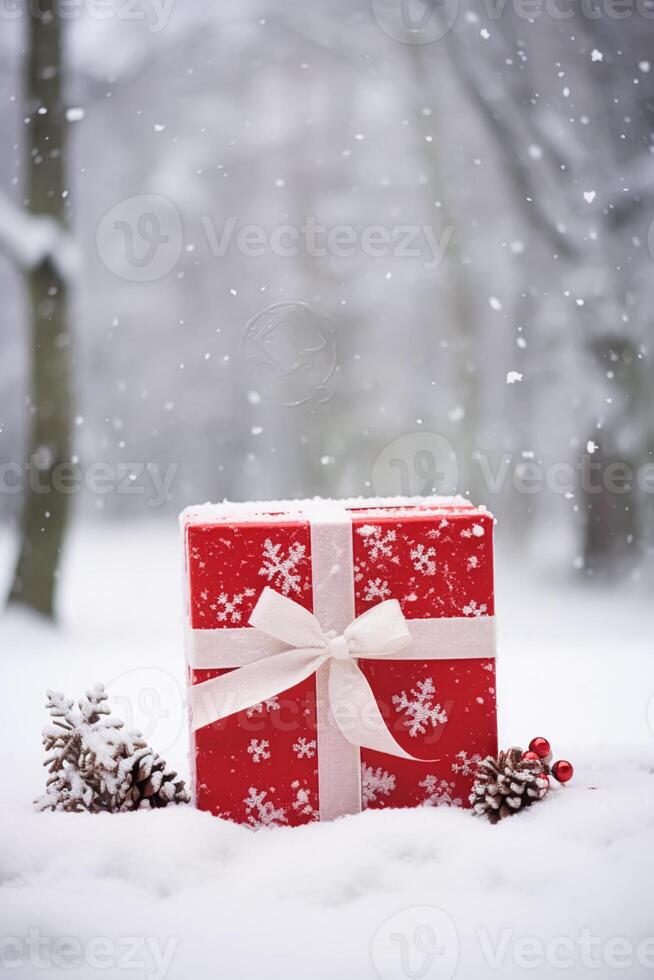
[190,587,432,761]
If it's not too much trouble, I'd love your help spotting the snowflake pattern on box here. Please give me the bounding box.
[363,578,391,602]
[419,775,462,808]
[451,751,482,776]
[213,588,256,624]
[258,538,306,596]
[245,696,280,718]
[292,737,316,759]
[410,543,437,576]
[356,525,398,562]
[462,599,487,617]
[247,738,271,764]
[244,787,286,828]
[187,503,497,826]
[291,780,319,821]
[361,763,396,807]
[392,677,448,737]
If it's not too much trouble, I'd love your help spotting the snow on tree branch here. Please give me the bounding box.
[0,192,78,280]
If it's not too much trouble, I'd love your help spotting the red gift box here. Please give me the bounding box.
[182,497,497,827]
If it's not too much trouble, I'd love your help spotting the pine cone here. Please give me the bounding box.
[470,747,549,823]
[118,746,189,810]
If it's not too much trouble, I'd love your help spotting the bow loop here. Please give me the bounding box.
[248,587,328,650]
[343,599,411,659]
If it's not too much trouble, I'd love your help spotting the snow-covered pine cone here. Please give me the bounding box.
[119,746,189,810]
[35,684,189,813]
[469,747,549,824]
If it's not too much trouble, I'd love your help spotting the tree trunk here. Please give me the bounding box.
[8,0,73,618]
[581,337,640,575]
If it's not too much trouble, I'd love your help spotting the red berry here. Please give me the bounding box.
[529,736,552,759]
[522,751,540,762]
[551,759,574,783]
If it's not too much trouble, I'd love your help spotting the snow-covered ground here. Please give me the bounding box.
[1,522,653,980]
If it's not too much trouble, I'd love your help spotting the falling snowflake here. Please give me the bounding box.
[258,538,306,595]
[462,600,488,617]
[247,738,271,764]
[246,696,280,718]
[451,750,482,776]
[356,525,397,562]
[292,737,317,759]
[467,556,479,571]
[213,588,256,624]
[363,578,391,602]
[410,543,437,576]
[419,775,462,808]
[392,677,448,738]
[361,763,396,807]
[243,787,287,828]
[291,780,319,820]
[460,524,485,539]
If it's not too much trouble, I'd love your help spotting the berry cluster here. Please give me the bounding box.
[522,736,574,783]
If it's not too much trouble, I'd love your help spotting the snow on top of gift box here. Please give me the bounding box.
[180,495,488,528]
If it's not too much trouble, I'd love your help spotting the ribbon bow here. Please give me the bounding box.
[190,587,433,761]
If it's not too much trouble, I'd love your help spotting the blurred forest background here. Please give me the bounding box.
[1,0,654,616]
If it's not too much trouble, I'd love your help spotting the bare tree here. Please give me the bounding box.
[444,9,654,572]
[6,0,74,617]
